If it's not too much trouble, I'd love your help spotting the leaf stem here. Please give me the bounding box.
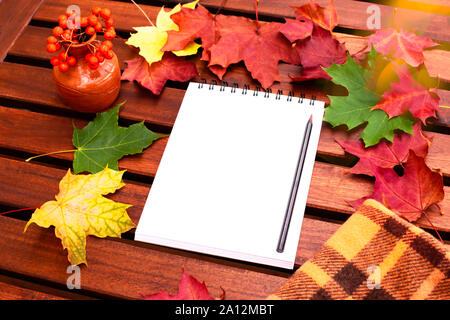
[25,149,77,162]
[434,203,444,215]
[214,0,227,18]
[130,0,155,27]
[254,0,260,30]
[422,210,444,244]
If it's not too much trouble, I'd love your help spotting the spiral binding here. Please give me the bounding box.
[197,78,316,105]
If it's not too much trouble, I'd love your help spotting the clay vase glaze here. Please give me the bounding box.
[53,34,121,113]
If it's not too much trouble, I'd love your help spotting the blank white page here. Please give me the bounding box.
[135,82,324,269]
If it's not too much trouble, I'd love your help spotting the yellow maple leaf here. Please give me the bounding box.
[126,0,200,65]
[24,167,135,266]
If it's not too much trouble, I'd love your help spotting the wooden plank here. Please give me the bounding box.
[370,0,450,14]
[0,214,288,299]
[0,281,63,300]
[31,0,450,42]
[7,24,450,124]
[0,274,91,299]
[0,0,42,61]
[0,122,448,234]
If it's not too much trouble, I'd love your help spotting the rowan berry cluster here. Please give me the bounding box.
[46,6,116,72]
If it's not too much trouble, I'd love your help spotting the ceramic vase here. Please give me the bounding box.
[53,34,121,113]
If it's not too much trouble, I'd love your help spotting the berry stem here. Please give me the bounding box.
[25,149,77,162]
[65,40,74,58]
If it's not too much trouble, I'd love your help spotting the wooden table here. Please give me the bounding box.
[0,0,448,300]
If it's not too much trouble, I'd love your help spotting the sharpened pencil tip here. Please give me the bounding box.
[309,114,313,121]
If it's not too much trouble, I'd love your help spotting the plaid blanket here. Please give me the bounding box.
[269,199,449,300]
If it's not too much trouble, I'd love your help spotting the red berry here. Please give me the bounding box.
[102,40,113,49]
[46,43,57,53]
[105,50,114,59]
[50,56,60,66]
[86,26,96,35]
[59,20,68,29]
[58,14,67,22]
[100,8,111,19]
[104,31,115,40]
[87,55,98,65]
[59,51,68,61]
[55,42,61,51]
[58,62,69,72]
[47,36,58,44]
[105,17,114,28]
[95,51,105,63]
[88,62,99,70]
[92,6,102,16]
[61,31,72,41]
[94,22,103,32]
[80,17,88,27]
[99,44,109,55]
[85,53,93,61]
[52,26,64,37]
[67,56,77,66]
[88,14,98,26]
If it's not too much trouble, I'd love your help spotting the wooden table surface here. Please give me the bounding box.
[0,0,448,300]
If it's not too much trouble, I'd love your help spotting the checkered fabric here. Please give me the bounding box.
[268,199,450,300]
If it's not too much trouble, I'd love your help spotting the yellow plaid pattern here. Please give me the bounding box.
[269,200,450,300]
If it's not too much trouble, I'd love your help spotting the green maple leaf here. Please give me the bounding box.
[72,102,163,174]
[323,50,413,147]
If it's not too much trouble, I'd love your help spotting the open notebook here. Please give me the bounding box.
[135,82,324,269]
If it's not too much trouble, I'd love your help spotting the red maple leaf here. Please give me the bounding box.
[350,151,444,222]
[291,66,334,81]
[371,66,440,124]
[140,269,225,300]
[163,4,300,88]
[121,53,198,95]
[162,4,218,54]
[279,18,313,43]
[368,28,438,67]
[293,0,338,32]
[282,23,347,82]
[336,122,431,176]
[208,16,300,89]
